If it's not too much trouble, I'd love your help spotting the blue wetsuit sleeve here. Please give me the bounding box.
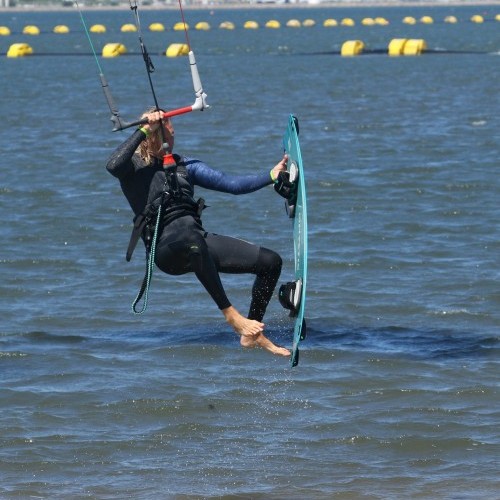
[185,158,272,194]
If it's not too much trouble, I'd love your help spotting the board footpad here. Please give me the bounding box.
[278,279,302,317]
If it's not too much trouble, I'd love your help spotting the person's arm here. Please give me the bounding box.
[186,155,288,194]
[105,129,146,179]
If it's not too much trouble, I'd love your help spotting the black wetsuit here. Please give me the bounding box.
[106,129,282,321]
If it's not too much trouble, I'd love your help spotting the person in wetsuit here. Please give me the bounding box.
[106,110,291,357]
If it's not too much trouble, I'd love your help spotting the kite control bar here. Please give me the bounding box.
[77,0,208,133]
[110,51,209,132]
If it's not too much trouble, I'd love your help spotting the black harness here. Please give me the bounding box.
[126,154,204,262]
[128,154,205,313]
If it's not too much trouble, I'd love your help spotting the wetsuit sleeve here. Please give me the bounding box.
[105,129,145,180]
[185,158,272,195]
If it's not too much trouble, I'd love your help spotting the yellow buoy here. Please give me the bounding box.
[90,24,106,34]
[166,43,189,58]
[22,25,40,35]
[444,16,458,23]
[388,38,408,56]
[102,43,127,58]
[53,25,70,34]
[219,21,235,30]
[403,38,427,55]
[470,15,484,23]
[341,18,355,27]
[7,43,33,57]
[173,22,188,31]
[341,40,364,57]
[0,26,11,36]
[265,20,281,29]
[121,23,137,33]
[375,17,389,26]
[302,19,315,27]
[402,16,417,25]
[420,16,434,24]
[323,19,338,27]
[244,21,259,29]
[149,22,165,32]
[361,18,375,26]
[495,14,500,22]
[195,21,210,31]
[286,19,301,28]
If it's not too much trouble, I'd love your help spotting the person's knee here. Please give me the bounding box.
[256,247,282,275]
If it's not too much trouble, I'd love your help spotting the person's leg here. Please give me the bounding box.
[248,247,282,322]
[204,233,282,321]
[204,233,289,356]
[182,231,268,340]
[154,220,269,344]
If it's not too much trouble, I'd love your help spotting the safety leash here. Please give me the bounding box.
[131,198,163,314]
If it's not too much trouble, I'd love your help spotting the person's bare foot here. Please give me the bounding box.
[240,332,291,357]
[222,306,290,357]
[223,306,263,339]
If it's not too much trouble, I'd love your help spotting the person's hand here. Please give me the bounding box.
[144,111,163,133]
[270,154,288,182]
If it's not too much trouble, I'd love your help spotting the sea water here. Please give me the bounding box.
[0,5,499,498]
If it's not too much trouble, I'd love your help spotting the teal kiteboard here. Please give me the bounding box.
[278,114,308,367]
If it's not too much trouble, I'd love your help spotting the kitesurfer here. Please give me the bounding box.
[106,110,291,357]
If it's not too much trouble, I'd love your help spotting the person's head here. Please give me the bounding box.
[138,107,175,163]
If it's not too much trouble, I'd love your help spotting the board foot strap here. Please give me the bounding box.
[278,279,302,317]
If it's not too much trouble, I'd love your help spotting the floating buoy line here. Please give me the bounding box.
[5,37,495,58]
[3,11,499,57]
[2,11,499,37]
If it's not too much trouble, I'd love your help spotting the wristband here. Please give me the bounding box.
[270,169,278,183]
[139,126,150,137]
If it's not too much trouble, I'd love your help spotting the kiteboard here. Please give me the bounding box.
[278,114,308,367]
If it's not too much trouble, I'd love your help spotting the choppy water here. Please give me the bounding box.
[1,5,499,499]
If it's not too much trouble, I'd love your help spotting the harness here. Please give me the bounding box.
[129,154,205,314]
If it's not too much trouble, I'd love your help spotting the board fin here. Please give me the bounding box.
[299,318,307,340]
